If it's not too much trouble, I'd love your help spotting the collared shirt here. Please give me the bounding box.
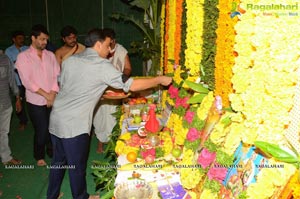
[5,44,29,86]
[49,48,133,138]
[16,46,60,106]
[0,54,19,109]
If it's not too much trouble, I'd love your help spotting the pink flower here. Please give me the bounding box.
[186,128,200,142]
[168,85,179,99]
[184,110,195,124]
[175,97,190,109]
[141,148,156,159]
[197,148,216,169]
[207,165,228,183]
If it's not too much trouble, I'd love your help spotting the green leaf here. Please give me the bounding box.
[184,80,209,93]
[254,141,299,164]
[220,116,232,127]
[100,189,114,199]
[187,93,207,104]
[129,0,150,10]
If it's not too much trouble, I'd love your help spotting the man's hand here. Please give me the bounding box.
[158,76,172,86]
[46,91,57,107]
[36,88,57,107]
[15,97,22,113]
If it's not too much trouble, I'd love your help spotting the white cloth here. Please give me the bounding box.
[93,99,120,142]
[0,106,13,163]
[108,43,128,72]
[93,43,128,142]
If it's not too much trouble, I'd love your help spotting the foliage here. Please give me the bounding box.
[254,141,300,168]
[92,106,122,197]
[111,0,164,75]
[203,179,221,193]
[179,1,187,67]
[184,139,200,152]
[201,0,219,90]
[184,80,210,104]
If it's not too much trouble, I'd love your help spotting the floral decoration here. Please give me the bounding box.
[214,0,239,107]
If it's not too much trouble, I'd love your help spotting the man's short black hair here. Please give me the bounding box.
[84,28,106,47]
[61,25,78,38]
[31,24,49,38]
[11,30,25,39]
[102,28,116,40]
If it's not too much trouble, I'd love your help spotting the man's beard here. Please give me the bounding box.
[67,42,77,48]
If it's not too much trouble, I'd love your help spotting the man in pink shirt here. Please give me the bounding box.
[16,24,60,166]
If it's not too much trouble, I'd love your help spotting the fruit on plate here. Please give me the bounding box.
[126,151,138,163]
[138,126,147,137]
[171,148,182,158]
[144,155,155,164]
[105,89,126,96]
[133,115,142,124]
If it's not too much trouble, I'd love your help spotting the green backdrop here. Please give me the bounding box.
[0,0,144,76]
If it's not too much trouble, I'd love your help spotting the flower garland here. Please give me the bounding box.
[214,0,240,107]
[229,0,299,146]
[227,0,300,196]
[246,160,296,199]
[165,0,176,74]
[200,0,219,91]
[184,0,204,77]
[160,0,300,197]
[174,0,184,65]
[160,2,166,71]
[163,0,169,73]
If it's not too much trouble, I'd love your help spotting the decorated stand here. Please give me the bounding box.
[93,0,300,198]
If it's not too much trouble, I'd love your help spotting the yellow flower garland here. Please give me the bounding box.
[184,0,204,77]
[165,0,176,73]
[160,3,165,71]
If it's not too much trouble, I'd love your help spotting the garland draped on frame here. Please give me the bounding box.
[200,0,219,90]
[160,3,166,71]
[163,0,170,73]
[214,0,238,107]
[184,0,204,78]
[164,0,176,74]
[174,0,184,65]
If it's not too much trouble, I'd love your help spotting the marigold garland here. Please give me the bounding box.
[163,0,170,73]
[160,0,300,198]
[160,3,166,71]
[228,0,300,197]
[165,0,176,74]
[214,0,239,107]
[174,0,183,65]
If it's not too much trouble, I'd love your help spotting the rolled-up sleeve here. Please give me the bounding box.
[102,62,133,92]
[15,47,60,105]
[16,53,40,93]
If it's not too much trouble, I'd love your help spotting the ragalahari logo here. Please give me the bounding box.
[230,2,246,18]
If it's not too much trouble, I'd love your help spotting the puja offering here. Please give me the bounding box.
[114,180,153,199]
